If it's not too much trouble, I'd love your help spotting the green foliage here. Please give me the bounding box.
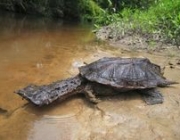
[0,0,111,20]
[154,0,180,45]
[1,0,179,46]
[96,0,180,46]
[117,0,157,10]
[96,0,112,9]
[78,0,104,21]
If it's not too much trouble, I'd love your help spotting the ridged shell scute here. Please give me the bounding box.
[79,57,166,89]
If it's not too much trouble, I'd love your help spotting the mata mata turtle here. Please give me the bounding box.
[16,57,177,106]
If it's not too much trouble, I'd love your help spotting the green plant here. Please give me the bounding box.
[96,0,180,47]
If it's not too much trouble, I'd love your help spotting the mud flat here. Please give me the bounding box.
[0,13,180,140]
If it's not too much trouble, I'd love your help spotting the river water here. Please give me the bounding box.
[0,12,180,140]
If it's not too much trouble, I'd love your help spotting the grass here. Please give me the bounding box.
[95,0,180,47]
[0,0,179,47]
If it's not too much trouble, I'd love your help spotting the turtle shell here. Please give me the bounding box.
[79,57,167,89]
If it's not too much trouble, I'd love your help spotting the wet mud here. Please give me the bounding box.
[0,13,180,140]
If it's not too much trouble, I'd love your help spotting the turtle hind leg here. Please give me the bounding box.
[84,84,101,104]
[140,89,164,105]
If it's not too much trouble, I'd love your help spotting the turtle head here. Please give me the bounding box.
[159,80,179,87]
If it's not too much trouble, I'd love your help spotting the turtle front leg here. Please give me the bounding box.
[139,89,164,105]
[84,84,100,104]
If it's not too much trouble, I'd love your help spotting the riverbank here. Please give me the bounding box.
[96,25,180,52]
[0,11,180,140]
[95,0,180,51]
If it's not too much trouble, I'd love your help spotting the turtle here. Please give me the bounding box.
[16,57,177,106]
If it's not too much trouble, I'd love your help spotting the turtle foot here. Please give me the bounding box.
[140,89,164,105]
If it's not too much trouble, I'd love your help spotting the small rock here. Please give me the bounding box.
[170,65,175,69]
[176,59,180,65]
[0,107,8,114]
[168,61,175,69]
[168,62,174,66]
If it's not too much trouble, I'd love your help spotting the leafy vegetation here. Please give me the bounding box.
[0,0,179,46]
[78,0,104,21]
[0,0,107,19]
[94,0,180,46]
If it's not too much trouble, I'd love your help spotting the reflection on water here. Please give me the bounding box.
[0,11,94,140]
[0,11,180,140]
[0,11,95,108]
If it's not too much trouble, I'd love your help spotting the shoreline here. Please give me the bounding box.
[96,25,180,52]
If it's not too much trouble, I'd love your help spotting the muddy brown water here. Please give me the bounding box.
[0,12,180,140]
